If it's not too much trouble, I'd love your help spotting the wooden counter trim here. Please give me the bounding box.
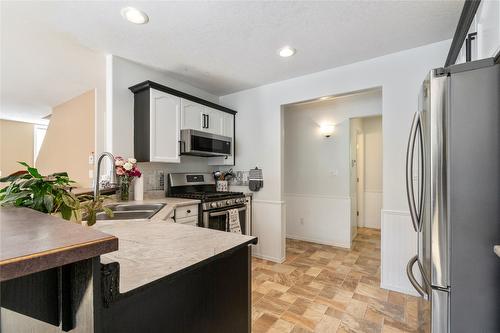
[1,236,117,265]
[0,208,118,282]
[1,236,118,282]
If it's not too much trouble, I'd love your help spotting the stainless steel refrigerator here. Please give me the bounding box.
[405,58,500,333]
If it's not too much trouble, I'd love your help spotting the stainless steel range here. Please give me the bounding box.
[167,173,248,234]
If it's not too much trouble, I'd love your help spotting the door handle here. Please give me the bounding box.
[406,111,421,232]
[206,114,210,129]
[406,255,426,297]
[209,207,246,217]
[202,114,207,128]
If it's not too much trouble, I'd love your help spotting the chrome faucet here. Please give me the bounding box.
[94,152,116,200]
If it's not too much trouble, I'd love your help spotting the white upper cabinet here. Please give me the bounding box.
[222,112,234,137]
[205,108,224,135]
[150,89,181,163]
[180,99,227,137]
[131,81,236,166]
[208,112,235,166]
[456,2,499,64]
[476,0,500,59]
[181,99,204,131]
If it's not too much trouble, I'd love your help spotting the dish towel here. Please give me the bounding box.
[227,209,242,234]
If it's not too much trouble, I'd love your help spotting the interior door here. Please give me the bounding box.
[350,124,358,240]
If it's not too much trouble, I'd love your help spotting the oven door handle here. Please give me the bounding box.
[209,207,246,217]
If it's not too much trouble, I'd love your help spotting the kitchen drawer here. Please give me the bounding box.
[175,216,198,227]
[175,205,198,219]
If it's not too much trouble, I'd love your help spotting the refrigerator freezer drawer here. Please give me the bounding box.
[431,288,449,333]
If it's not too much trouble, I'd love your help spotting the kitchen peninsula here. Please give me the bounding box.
[0,200,257,333]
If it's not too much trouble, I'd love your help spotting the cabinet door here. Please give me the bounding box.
[205,108,224,135]
[208,113,235,166]
[222,113,234,137]
[476,0,500,59]
[150,89,181,163]
[181,99,204,131]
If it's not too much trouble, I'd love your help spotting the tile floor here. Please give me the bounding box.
[251,228,427,333]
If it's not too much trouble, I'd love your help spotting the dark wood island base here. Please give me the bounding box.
[1,208,257,333]
[100,245,252,333]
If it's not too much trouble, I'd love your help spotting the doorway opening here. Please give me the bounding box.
[349,115,383,242]
[282,87,382,249]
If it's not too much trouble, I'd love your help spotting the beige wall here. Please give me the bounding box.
[0,120,34,178]
[36,90,95,187]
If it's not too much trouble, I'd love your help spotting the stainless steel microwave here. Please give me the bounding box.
[180,129,232,157]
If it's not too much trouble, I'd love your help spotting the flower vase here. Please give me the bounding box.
[119,177,130,201]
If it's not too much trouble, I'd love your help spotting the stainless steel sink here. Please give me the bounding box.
[106,203,166,212]
[91,203,166,221]
[95,211,157,220]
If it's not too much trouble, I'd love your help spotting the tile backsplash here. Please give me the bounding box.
[137,158,254,193]
[138,156,213,192]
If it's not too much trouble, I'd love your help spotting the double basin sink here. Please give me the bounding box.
[95,203,166,221]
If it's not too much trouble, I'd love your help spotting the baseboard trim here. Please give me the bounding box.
[286,234,350,249]
[284,193,350,200]
[380,281,420,297]
[252,199,285,205]
[251,252,285,263]
[381,209,410,217]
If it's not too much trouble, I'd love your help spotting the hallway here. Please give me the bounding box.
[252,228,426,332]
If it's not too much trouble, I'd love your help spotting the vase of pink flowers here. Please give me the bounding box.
[115,157,141,201]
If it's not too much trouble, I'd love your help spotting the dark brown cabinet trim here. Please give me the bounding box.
[129,80,237,115]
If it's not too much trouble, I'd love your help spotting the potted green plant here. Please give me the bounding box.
[0,162,112,226]
[0,162,81,220]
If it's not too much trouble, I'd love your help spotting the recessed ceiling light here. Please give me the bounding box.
[121,7,149,24]
[278,46,296,58]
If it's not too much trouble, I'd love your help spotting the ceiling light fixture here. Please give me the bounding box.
[278,46,296,58]
[121,7,149,24]
[319,96,330,101]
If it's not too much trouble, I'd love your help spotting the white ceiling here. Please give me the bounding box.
[1,1,463,122]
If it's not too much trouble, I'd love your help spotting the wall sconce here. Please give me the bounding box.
[320,124,335,138]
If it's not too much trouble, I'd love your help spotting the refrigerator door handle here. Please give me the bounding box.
[406,112,421,232]
[406,255,426,297]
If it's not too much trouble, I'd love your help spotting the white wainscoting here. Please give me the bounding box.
[285,193,351,249]
[251,199,286,263]
[364,190,382,229]
[380,210,420,296]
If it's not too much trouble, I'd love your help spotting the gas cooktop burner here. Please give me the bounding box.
[169,191,244,201]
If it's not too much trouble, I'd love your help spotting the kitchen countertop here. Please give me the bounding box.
[93,197,257,294]
[0,207,118,281]
[495,245,500,258]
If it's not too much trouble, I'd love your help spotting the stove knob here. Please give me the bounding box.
[211,202,217,208]
[236,199,243,204]
[217,202,223,207]
[226,200,232,205]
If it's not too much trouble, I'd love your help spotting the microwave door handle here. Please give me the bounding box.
[406,255,426,296]
[406,112,420,232]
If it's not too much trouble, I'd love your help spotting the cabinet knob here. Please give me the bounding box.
[187,209,191,213]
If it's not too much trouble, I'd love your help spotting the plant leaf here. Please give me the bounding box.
[0,170,29,183]
[103,206,114,218]
[0,191,31,206]
[60,205,72,220]
[43,195,54,213]
[27,167,43,179]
